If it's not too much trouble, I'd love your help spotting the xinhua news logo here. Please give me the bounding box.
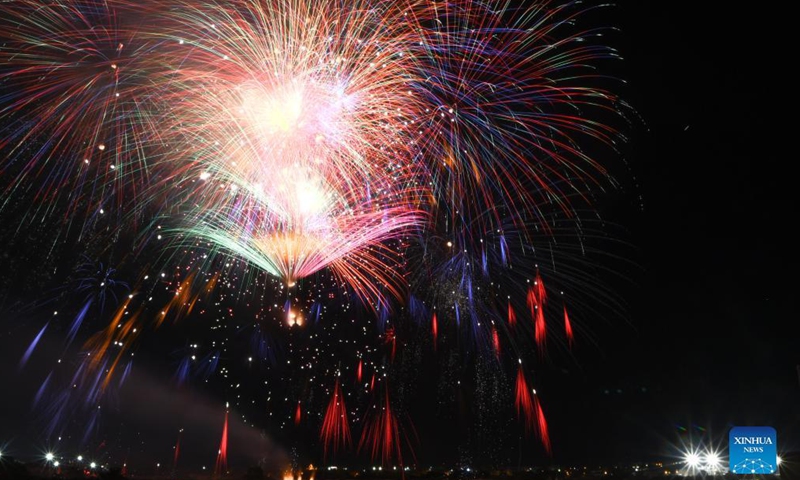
[729,426,777,474]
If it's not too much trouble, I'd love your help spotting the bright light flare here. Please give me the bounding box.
[254,85,303,133]
[704,451,721,468]
[684,451,701,467]
[287,310,303,327]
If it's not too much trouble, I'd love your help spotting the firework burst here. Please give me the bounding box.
[2,0,630,462]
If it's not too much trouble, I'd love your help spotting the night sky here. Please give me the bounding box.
[1,0,796,474]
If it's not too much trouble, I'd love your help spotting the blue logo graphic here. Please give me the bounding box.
[729,426,777,474]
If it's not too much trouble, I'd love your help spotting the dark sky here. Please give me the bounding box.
[1,0,796,474]
[548,0,798,465]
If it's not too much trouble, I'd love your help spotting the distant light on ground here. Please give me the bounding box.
[704,451,720,468]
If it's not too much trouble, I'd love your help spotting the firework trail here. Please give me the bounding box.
[19,322,49,369]
[173,429,183,471]
[215,408,229,475]
[0,1,161,234]
[358,384,414,467]
[534,396,552,455]
[514,363,550,454]
[320,377,351,459]
[564,305,574,349]
[431,312,438,349]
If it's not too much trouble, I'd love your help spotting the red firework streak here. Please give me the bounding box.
[563,305,574,348]
[385,326,397,362]
[527,275,547,350]
[214,408,229,475]
[514,364,551,455]
[320,378,351,460]
[534,271,547,303]
[507,301,517,328]
[357,359,363,383]
[173,429,183,471]
[492,325,501,359]
[370,373,376,391]
[431,312,438,349]
[295,401,302,425]
[535,307,546,350]
[534,396,551,454]
[359,384,414,468]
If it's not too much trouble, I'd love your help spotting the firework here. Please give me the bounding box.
[2,0,629,463]
[514,364,551,454]
[320,377,351,459]
[215,408,229,475]
[0,1,162,233]
[564,305,575,349]
[2,0,625,302]
[358,385,413,467]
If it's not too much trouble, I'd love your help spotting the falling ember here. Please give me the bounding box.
[214,409,229,475]
[534,396,552,455]
[320,378,351,459]
[295,401,302,425]
[492,326,501,359]
[358,385,410,467]
[527,279,547,350]
[564,305,574,348]
[20,321,49,369]
[431,312,438,348]
[514,366,535,429]
[526,285,538,317]
[173,429,182,470]
[385,326,397,362]
[534,271,547,305]
[370,373,376,392]
[356,359,363,383]
[535,307,546,350]
[514,365,550,454]
[507,302,517,328]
